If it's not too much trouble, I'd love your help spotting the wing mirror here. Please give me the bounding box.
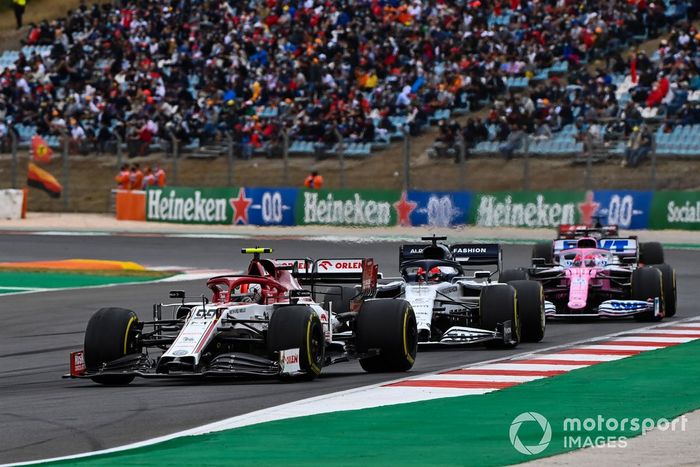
[474,271,491,279]
[621,257,637,264]
[532,258,546,267]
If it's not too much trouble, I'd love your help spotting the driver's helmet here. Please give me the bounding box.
[427,266,443,282]
[573,254,583,267]
[248,283,262,303]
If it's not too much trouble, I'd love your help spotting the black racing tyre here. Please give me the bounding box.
[640,242,664,265]
[509,280,545,343]
[532,242,553,264]
[268,306,325,380]
[654,264,677,318]
[84,307,141,385]
[479,284,520,348]
[631,267,664,321]
[322,285,358,314]
[356,299,417,373]
[500,268,528,283]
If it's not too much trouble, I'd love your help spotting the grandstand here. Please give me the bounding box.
[0,0,697,162]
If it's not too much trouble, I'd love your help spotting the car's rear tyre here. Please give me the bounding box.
[268,306,325,380]
[84,307,141,385]
[480,284,520,348]
[532,242,553,264]
[509,280,545,343]
[640,242,664,265]
[631,267,664,321]
[356,299,417,373]
[654,264,677,317]
[500,268,528,283]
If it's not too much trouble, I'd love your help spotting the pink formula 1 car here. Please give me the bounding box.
[501,237,676,320]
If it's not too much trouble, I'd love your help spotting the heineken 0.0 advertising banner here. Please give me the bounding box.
[650,191,700,230]
[146,187,296,225]
[590,190,652,230]
[406,190,472,227]
[297,189,406,226]
[470,191,600,228]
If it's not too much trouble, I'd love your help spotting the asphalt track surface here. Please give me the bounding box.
[0,234,698,464]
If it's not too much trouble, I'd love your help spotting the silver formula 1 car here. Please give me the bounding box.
[370,236,546,347]
[66,248,417,385]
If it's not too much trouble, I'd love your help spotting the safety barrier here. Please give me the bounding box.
[120,187,698,230]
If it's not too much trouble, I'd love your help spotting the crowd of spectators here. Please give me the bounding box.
[432,4,700,162]
[0,0,698,159]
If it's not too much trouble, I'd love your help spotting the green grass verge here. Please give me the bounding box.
[0,270,173,291]
[42,339,700,466]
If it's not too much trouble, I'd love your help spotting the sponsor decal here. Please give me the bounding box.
[285,354,299,364]
[317,259,363,272]
[593,191,650,229]
[70,351,86,376]
[667,201,700,223]
[230,188,252,225]
[148,189,228,223]
[578,191,600,226]
[475,194,577,228]
[454,247,487,254]
[406,190,471,227]
[303,192,392,226]
[393,191,417,226]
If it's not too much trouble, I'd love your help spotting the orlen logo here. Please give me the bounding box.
[454,247,487,254]
[318,260,362,271]
[286,354,299,364]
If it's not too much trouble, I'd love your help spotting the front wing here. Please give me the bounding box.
[421,321,515,346]
[545,298,662,318]
[64,349,307,380]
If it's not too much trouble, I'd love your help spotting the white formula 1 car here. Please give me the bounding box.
[371,236,546,347]
[66,249,417,385]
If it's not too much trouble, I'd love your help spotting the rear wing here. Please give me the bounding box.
[275,258,372,284]
[450,244,502,270]
[558,224,619,238]
[552,238,638,258]
[399,244,431,263]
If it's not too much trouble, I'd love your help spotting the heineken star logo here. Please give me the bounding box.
[393,191,417,226]
[230,188,252,225]
[578,191,600,226]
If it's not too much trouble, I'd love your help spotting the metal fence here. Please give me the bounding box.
[0,122,681,213]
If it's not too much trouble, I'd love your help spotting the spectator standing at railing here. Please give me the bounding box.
[115,164,129,190]
[154,166,166,187]
[130,164,143,191]
[142,167,156,190]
